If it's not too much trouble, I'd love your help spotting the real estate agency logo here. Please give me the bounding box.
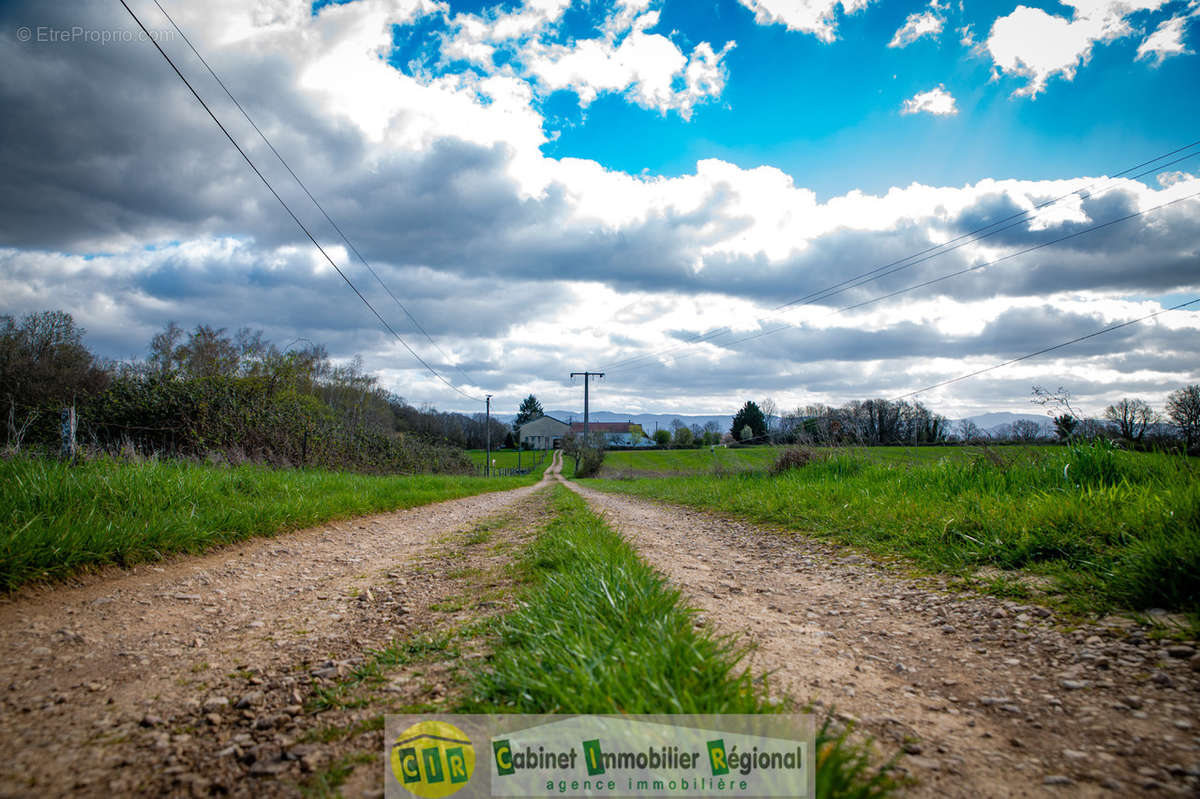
[390,720,476,797]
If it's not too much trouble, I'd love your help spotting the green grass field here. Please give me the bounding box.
[600,444,1052,476]
[587,443,1200,618]
[464,448,552,474]
[0,455,535,591]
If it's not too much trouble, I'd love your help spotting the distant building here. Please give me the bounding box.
[517,417,654,449]
[569,421,653,448]
[517,415,570,450]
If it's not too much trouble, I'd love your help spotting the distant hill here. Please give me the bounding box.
[954,412,1054,434]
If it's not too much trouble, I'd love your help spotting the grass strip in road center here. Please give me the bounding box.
[461,485,900,797]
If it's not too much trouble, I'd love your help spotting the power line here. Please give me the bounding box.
[772,144,1200,313]
[117,0,483,402]
[599,140,1200,373]
[605,186,1200,374]
[148,0,477,388]
[895,297,1200,400]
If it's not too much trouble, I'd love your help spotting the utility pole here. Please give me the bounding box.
[569,372,605,437]
[485,394,493,477]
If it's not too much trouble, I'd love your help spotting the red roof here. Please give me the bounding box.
[569,422,640,433]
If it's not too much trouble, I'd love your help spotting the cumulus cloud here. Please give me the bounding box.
[440,0,734,119]
[735,0,875,42]
[889,8,945,48]
[900,85,958,115]
[521,27,735,118]
[1136,14,1195,64]
[985,0,1173,96]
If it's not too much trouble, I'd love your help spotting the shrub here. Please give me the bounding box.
[565,431,607,477]
[770,446,820,475]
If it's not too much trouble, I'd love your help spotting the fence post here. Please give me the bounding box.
[60,406,77,461]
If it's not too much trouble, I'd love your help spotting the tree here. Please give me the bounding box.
[730,401,767,443]
[565,430,606,477]
[1052,414,1078,442]
[148,321,185,375]
[1166,385,1200,451]
[759,397,778,442]
[1009,419,1043,442]
[1104,398,1157,442]
[653,428,671,447]
[1031,384,1097,444]
[956,419,983,443]
[0,310,108,435]
[513,394,543,436]
[673,425,694,448]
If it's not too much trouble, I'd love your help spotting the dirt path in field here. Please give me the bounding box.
[561,479,1200,798]
[0,474,557,798]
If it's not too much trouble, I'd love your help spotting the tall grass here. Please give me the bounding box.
[0,455,533,591]
[462,488,900,798]
[589,444,1200,615]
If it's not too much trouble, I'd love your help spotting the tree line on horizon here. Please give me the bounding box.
[0,310,505,472]
[511,388,1200,453]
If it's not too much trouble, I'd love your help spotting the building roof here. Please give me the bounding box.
[521,414,568,427]
[569,422,641,433]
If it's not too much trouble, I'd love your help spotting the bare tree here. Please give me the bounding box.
[1104,398,1157,442]
[759,397,778,442]
[1010,418,1043,442]
[1166,385,1200,451]
[956,418,983,443]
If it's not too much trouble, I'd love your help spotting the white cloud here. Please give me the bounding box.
[4,0,1200,415]
[900,85,958,115]
[889,9,945,48]
[1136,14,1194,64]
[439,1,734,120]
[736,0,875,43]
[441,0,570,65]
[985,0,1172,96]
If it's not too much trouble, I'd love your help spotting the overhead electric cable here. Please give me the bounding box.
[148,0,476,387]
[599,141,1200,373]
[605,186,1200,373]
[117,0,483,402]
[895,297,1200,400]
[772,142,1200,313]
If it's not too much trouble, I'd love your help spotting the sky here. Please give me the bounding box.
[1,0,1198,419]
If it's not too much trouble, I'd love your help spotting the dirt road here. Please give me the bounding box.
[0,476,554,797]
[561,478,1200,798]
[2,453,1196,798]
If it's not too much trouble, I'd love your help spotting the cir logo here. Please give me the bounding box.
[390,720,476,798]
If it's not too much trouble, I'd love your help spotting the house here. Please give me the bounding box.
[517,415,570,450]
[569,421,653,447]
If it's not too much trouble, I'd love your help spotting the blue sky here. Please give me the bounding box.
[383,0,1200,198]
[1,0,1198,417]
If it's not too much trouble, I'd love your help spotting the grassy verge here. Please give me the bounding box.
[0,454,534,591]
[586,443,1200,617]
[462,486,900,797]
